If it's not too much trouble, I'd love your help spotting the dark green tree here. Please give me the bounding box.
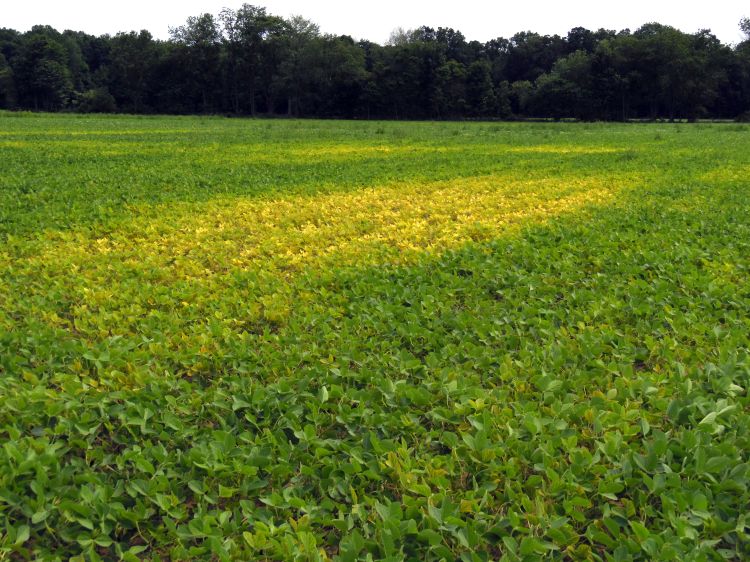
[292,35,365,117]
[504,32,567,83]
[533,50,593,119]
[736,18,750,119]
[273,15,320,116]
[61,31,91,93]
[76,87,116,113]
[566,27,597,53]
[170,13,222,112]
[0,53,17,108]
[465,60,498,117]
[1,9,748,121]
[509,80,533,115]
[108,31,158,112]
[13,28,72,110]
[433,59,467,118]
[220,4,285,114]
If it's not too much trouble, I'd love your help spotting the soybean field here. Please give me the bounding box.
[1,113,749,561]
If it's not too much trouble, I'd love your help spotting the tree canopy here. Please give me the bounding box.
[1,6,749,120]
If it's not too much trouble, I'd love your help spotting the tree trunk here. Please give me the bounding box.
[230,56,240,114]
[250,76,256,116]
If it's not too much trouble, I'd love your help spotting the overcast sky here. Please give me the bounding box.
[4,1,749,45]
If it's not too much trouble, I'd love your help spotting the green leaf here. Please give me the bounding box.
[15,525,30,545]
[630,521,650,542]
[418,529,442,546]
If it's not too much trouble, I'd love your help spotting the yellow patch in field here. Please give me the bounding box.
[0,129,199,136]
[2,172,625,366]
[505,146,623,155]
[0,140,32,148]
[700,166,750,183]
[28,173,618,277]
[290,145,396,157]
[287,145,461,159]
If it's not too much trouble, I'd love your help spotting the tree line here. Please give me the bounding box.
[1,7,750,120]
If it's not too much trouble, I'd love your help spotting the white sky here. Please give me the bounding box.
[4,1,749,45]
